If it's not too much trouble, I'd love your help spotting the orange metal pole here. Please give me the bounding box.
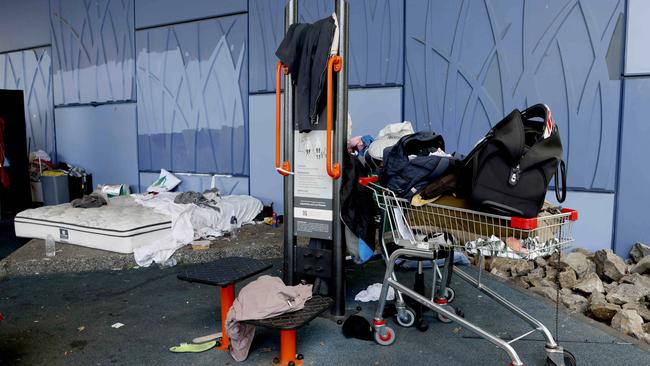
[276,61,291,176]
[326,55,342,179]
[279,329,302,366]
[216,284,235,351]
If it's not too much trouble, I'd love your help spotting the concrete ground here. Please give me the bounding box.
[1,258,648,366]
[0,224,282,278]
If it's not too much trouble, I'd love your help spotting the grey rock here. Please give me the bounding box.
[534,256,547,268]
[558,269,578,289]
[564,251,596,278]
[589,291,607,305]
[630,242,650,264]
[611,309,645,340]
[528,267,545,279]
[560,292,589,313]
[606,283,646,305]
[604,281,617,294]
[594,249,627,281]
[622,302,650,322]
[572,272,604,294]
[547,252,568,269]
[589,302,621,322]
[630,256,650,275]
[620,273,650,290]
[530,286,559,301]
[489,258,531,277]
[527,277,557,289]
[644,323,650,334]
[544,266,558,282]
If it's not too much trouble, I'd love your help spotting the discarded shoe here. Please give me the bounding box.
[169,340,216,353]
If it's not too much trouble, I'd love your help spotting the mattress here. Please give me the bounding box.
[14,197,172,254]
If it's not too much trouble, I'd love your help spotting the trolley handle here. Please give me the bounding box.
[358,176,379,186]
[510,208,579,230]
[275,61,292,176]
[326,55,343,179]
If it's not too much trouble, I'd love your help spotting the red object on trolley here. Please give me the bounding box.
[358,176,379,186]
[0,118,11,189]
[275,61,292,176]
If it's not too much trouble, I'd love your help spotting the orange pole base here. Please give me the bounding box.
[275,330,303,366]
[216,284,235,351]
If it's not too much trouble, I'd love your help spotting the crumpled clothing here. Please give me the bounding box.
[354,283,395,302]
[366,121,414,161]
[226,276,312,362]
[71,193,107,208]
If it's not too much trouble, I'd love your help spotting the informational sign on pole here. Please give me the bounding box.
[293,130,333,239]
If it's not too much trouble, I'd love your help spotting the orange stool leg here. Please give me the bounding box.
[274,330,303,366]
[216,284,235,351]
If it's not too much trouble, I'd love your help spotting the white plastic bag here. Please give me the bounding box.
[147,169,181,193]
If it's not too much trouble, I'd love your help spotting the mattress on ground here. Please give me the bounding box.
[14,197,172,254]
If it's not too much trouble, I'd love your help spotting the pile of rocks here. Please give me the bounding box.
[474,242,650,344]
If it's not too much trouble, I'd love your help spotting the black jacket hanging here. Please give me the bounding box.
[276,16,336,133]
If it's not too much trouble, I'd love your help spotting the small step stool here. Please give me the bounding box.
[177,257,272,351]
[245,295,333,366]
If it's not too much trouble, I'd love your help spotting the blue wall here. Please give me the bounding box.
[0,0,646,255]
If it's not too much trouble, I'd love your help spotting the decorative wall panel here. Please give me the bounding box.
[50,0,135,105]
[249,0,285,93]
[0,0,50,53]
[135,0,247,30]
[55,103,139,191]
[0,47,55,155]
[249,0,403,92]
[136,14,248,175]
[404,0,624,190]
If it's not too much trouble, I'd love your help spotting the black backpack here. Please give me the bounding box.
[461,104,566,218]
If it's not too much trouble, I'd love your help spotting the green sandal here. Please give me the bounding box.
[169,340,217,353]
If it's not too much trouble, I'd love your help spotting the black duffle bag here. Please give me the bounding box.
[461,104,566,218]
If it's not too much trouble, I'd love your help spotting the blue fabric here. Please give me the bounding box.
[357,238,374,264]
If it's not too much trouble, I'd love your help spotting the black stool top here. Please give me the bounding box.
[177,257,272,287]
[245,296,333,330]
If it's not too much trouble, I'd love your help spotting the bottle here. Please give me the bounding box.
[230,216,238,239]
[271,212,278,229]
[45,234,56,257]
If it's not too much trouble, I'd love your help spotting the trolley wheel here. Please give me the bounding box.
[396,308,416,328]
[374,326,396,346]
[444,287,456,303]
[436,304,454,323]
[546,349,576,366]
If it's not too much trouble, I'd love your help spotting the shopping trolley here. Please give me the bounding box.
[359,176,578,366]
